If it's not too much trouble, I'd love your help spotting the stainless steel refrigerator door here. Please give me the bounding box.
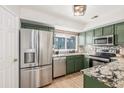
[39,31,53,66]
[20,28,39,68]
[39,65,52,87]
[20,65,52,88]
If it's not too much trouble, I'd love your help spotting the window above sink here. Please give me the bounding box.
[53,32,78,54]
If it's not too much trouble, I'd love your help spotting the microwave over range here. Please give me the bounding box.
[93,35,114,45]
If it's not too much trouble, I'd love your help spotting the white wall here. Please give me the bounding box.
[4,5,21,16]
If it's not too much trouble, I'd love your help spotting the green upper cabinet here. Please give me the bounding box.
[103,25,114,36]
[94,28,102,37]
[94,26,114,37]
[85,30,93,45]
[115,22,124,44]
[79,32,85,46]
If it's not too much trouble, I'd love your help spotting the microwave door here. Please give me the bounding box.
[94,38,107,45]
[99,38,107,44]
[20,29,38,68]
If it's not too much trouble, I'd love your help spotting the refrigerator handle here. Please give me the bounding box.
[35,31,39,64]
[50,33,53,64]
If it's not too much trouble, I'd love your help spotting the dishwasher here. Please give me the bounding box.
[53,57,66,78]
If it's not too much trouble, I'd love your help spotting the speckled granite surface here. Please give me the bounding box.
[81,61,124,88]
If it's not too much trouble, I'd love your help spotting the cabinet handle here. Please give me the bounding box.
[14,58,18,62]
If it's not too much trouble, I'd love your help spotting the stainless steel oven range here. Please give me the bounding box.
[89,52,116,67]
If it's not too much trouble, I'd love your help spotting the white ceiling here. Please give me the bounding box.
[27,5,124,23]
[20,5,124,32]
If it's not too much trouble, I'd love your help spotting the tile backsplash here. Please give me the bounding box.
[95,46,118,54]
[78,45,95,55]
[79,45,124,55]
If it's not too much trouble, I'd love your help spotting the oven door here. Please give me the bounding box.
[92,60,105,66]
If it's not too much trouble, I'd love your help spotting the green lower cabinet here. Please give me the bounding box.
[66,59,75,74]
[66,55,84,74]
[75,61,83,72]
[84,74,110,88]
[83,56,90,69]
[74,56,84,72]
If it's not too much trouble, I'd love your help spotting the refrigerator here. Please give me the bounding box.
[20,28,53,88]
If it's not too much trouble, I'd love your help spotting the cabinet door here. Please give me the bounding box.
[83,57,89,69]
[115,22,124,44]
[84,74,110,88]
[85,30,93,45]
[79,32,85,46]
[74,56,84,72]
[103,25,114,36]
[66,57,75,74]
[94,28,102,37]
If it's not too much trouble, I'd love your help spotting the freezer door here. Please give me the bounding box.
[39,65,52,87]
[20,65,52,88]
[39,31,53,66]
[20,28,39,68]
[20,67,41,88]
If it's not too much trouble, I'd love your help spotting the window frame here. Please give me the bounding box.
[54,37,65,49]
[66,36,76,49]
[54,33,78,51]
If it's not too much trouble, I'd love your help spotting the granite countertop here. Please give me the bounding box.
[81,61,124,88]
[52,52,88,57]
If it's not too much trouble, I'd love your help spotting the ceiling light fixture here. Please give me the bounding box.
[73,5,87,16]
